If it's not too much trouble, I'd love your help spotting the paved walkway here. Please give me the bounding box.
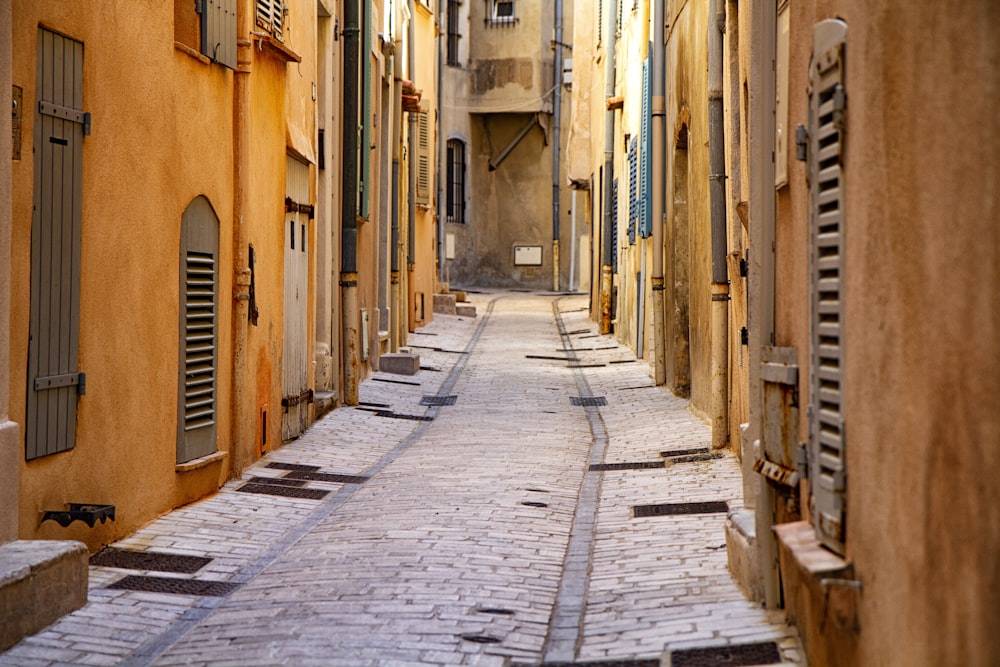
[1,293,803,666]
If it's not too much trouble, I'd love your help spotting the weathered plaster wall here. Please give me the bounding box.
[11,1,234,548]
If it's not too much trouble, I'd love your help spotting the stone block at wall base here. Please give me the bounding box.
[725,508,763,603]
[774,521,859,667]
[433,293,456,315]
[379,353,420,376]
[0,540,89,651]
[456,304,477,318]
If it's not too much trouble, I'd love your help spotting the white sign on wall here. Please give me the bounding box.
[514,245,543,266]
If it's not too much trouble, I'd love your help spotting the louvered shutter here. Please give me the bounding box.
[416,112,432,205]
[807,19,848,555]
[178,197,219,464]
[256,0,284,40]
[639,54,652,238]
[612,178,619,271]
[627,137,637,245]
[201,0,237,68]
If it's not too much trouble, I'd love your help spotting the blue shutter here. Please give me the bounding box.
[639,54,652,238]
[627,137,638,245]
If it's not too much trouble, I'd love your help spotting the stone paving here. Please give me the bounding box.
[0,292,803,666]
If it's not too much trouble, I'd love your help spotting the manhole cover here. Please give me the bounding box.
[283,470,370,485]
[107,575,239,597]
[420,395,458,406]
[570,396,607,407]
[589,461,664,471]
[669,641,781,667]
[247,476,307,487]
[90,549,211,574]
[266,462,321,472]
[661,447,711,458]
[236,482,330,500]
[632,501,729,517]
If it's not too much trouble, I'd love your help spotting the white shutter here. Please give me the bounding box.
[807,18,848,555]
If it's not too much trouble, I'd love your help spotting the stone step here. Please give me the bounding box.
[378,352,421,376]
[432,293,456,315]
[456,303,477,318]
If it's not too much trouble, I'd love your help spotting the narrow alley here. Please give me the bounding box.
[0,293,800,667]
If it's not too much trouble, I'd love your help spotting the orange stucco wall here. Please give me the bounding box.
[11,1,234,548]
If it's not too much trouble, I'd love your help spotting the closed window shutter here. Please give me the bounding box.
[612,178,619,271]
[807,18,848,555]
[256,0,284,40]
[416,112,432,205]
[178,197,219,464]
[201,0,237,69]
[627,137,638,245]
[639,54,652,238]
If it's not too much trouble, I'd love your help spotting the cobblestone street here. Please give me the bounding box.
[1,293,802,666]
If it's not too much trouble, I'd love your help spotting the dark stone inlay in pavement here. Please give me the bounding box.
[246,476,308,487]
[283,470,370,485]
[358,401,392,408]
[372,377,422,386]
[661,447,711,458]
[520,501,549,508]
[420,366,442,372]
[266,462,322,472]
[609,359,637,364]
[525,488,551,493]
[528,354,576,361]
[577,334,601,339]
[564,328,592,335]
[567,363,608,368]
[570,396,608,407]
[589,461,665,471]
[235,483,330,500]
[107,575,239,597]
[619,384,656,390]
[475,608,516,616]
[407,344,469,354]
[668,451,726,464]
[632,501,729,517]
[513,661,659,667]
[90,549,212,574]
[420,394,458,406]
[668,641,781,667]
[373,410,434,422]
[460,634,503,644]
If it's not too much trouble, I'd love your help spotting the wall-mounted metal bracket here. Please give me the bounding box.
[42,503,116,528]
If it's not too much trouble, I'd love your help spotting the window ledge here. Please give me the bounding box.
[175,450,227,473]
[174,41,211,66]
[773,520,850,576]
[252,33,302,63]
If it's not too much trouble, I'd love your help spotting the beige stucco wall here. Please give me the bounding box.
[10,2,235,548]
[769,2,1000,665]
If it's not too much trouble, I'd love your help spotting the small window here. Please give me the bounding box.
[488,0,516,26]
[446,139,466,224]
[447,0,461,66]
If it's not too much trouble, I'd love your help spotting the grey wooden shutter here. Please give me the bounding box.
[639,54,652,238]
[807,18,848,555]
[26,29,86,460]
[201,0,237,69]
[416,112,431,205]
[627,137,637,245]
[178,197,219,463]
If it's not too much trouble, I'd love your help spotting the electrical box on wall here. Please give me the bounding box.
[514,245,543,266]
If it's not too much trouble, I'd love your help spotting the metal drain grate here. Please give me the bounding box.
[283,470,370,485]
[668,641,781,667]
[512,660,659,667]
[668,451,725,464]
[266,462,321,472]
[420,395,458,406]
[90,549,211,574]
[589,461,665,471]
[632,501,729,517]
[374,410,434,422]
[661,447,711,458]
[107,575,239,597]
[246,476,307,487]
[236,482,330,500]
[570,396,608,407]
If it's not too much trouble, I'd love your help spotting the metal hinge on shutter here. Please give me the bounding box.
[38,101,91,136]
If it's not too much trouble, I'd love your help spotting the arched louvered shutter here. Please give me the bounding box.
[807,18,848,555]
[178,197,220,464]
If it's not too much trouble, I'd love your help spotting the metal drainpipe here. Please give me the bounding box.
[341,0,361,406]
[436,0,446,287]
[391,50,402,352]
[708,0,729,450]
[231,0,253,474]
[599,0,618,335]
[651,0,666,385]
[551,0,564,293]
[407,0,416,277]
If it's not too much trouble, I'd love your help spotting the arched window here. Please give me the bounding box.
[446,139,466,225]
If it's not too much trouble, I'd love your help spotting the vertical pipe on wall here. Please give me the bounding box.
[569,189,577,292]
[341,0,361,406]
[709,0,730,450]
[599,0,618,334]
[407,0,416,271]
[651,0,666,385]
[551,0,564,293]
[391,53,402,352]
[436,0,446,286]
[749,0,780,609]
[231,0,254,472]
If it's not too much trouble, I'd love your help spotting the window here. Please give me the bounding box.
[256,0,285,41]
[446,139,466,224]
[488,0,515,26]
[175,0,236,68]
[807,18,848,556]
[447,0,461,66]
